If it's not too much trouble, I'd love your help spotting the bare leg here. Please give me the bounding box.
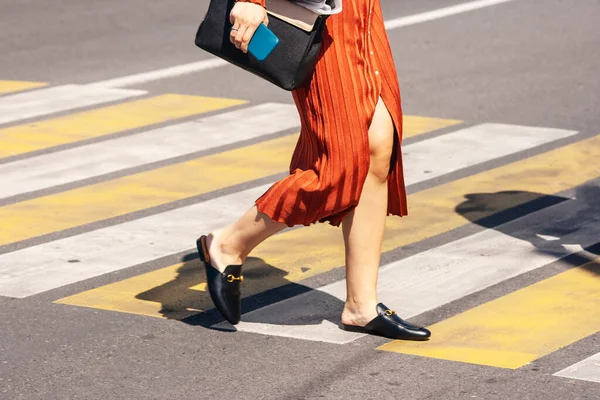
[206,206,287,271]
[341,97,395,327]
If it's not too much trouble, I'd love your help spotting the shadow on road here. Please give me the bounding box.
[135,250,345,329]
[136,184,600,331]
[455,184,600,276]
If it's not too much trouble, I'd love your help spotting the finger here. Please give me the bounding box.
[229,5,239,25]
[234,25,249,49]
[229,25,240,44]
[241,24,259,53]
[264,14,269,27]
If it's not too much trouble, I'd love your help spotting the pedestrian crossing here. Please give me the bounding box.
[216,196,600,346]
[0,123,577,247]
[0,94,244,159]
[52,128,593,317]
[0,80,598,382]
[0,103,295,200]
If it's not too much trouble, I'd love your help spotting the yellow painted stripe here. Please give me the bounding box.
[378,261,600,369]
[0,115,453,246]
[0,134,296,245]
[0,94,246,158]
[402,116,461,138]
[0,80,47,95]
[55,255,305,319]
[56,260,208,320]
[55,135,600,319]
[56,260,205,320]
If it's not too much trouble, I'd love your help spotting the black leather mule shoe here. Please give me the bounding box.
[196,235,243,325]
[342,303,431,341]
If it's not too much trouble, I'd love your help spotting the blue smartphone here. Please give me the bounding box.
[248,23,280,62]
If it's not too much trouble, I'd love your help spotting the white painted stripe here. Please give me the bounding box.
[0,123,573,298]
[0,123,576,200]
[0,185,269,298]
[0,85,146,126]
[219,198,600,344]
[554,352,600,384]
[90,0,516,88]
[403,124,576,183]
[0,103,299,199]
[384,0,515,30]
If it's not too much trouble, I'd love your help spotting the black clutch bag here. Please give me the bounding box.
[195,0,329,91]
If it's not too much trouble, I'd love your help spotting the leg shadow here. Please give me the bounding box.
[135,250,345,329]
[455,184,600,274]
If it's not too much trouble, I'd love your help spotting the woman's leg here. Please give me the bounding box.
[341,97,395,326]
[206,207,287,271]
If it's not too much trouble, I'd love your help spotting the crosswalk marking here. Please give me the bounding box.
[55,260,207,320]
[0,94,245,159]
[0,134,295,247]
[214,133,598,292]
[0,116,461,245]
[378,259,600,369]
[0,123,564,298]
[0,84,146,126]
[0,80,47,95]
[51,127,585,316]
[0,103,299,199]
[555,351,600,383]
[0,110,456,200]
[0,124,572,247]
[0,79,596,370]
[0,184,269,298]
[401,123,576,182]
[400,116,461,138]
[221,197,600,345]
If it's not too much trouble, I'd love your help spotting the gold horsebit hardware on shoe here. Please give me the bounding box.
[226,274,244,283]
[384,309,396,316]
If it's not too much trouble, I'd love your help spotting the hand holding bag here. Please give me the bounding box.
[194,0,332,91]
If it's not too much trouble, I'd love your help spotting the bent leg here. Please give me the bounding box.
[341,97,395,326]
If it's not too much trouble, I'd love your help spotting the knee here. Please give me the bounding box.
[368,128,394,182]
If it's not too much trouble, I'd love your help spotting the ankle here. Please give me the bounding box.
[208,229,245,266]
[341,297,378,326]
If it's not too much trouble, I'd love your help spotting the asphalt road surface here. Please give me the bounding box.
[1,0,599,399]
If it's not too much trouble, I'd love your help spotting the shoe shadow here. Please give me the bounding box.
[454,184,600,275]
[135,250,345,330]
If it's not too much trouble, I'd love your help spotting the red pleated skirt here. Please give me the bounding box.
[256,0,408,227]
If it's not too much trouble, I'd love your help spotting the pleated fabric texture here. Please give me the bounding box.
[237,0,408,226]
